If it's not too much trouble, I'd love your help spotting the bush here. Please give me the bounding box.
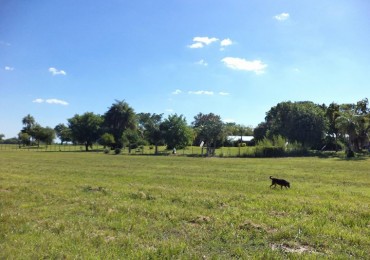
[104,149,110,154]
[346,149,355,158]
[114,148,121,155]
[255,146,285,157]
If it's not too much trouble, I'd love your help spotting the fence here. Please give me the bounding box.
[0,143,257,157]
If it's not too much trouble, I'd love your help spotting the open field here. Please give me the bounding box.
[1,151,369,259]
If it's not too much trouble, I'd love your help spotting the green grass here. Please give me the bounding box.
[0,151,369,259]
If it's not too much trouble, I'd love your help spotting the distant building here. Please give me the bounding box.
[227,136,254,143]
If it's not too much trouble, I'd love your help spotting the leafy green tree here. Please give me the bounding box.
[39,127,56,145]
[161,114,192,150]
[264,101,328,148]
[29,124,55,147]
[0,133,4,142]
[2,137,18,144]
[192,113,225,155]
[104,100,137,148]
[137,113,164,154]
[224,123,253,136]
[54,123,72,144]
[98,133,115,149]
[253,122,268,142]
[121,129,146,153]
[68,112,103,151]
[18,132,30,146]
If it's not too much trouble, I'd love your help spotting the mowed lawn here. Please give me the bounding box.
[0,151,369,259]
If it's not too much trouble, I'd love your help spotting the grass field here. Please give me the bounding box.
[1,151,369,259]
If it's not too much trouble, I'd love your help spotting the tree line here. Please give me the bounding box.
[1,98,369,155]
[254,99,370,154]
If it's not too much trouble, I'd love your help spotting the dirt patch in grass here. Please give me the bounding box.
[82,186,107,194]
[188,215,211,225]
[239,220,277,234]
[271,242,317,254]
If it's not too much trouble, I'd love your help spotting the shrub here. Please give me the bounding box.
[114,148,121,155]
[255,146,285,157]
[346,149,355,158]
[104,148,110,154]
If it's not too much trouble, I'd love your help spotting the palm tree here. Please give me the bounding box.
[22,114,35,132]
[335,110,359,151]
[335,100,370,152]
[103,100,136,148]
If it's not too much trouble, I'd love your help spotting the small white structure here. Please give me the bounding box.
[227,136,254,142]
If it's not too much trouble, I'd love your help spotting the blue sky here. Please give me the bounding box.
[1,0,369,138]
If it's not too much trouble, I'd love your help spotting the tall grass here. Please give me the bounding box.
[1,151,369,258]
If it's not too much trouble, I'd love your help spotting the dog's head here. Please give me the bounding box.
[287,182,290,188]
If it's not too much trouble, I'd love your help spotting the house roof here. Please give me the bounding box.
[227,136,254,142]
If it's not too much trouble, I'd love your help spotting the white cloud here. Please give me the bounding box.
[221,57,267,75]
[274,13,290,21]
[33,98,69,106]
[189,42,204,49]
[188,36,219,48]
[220,38,233,47]
[46,99,69,105]
[33,98,44,103]
[5,66,14,71]
[172,89,182,95]
[188,42,204,49]
[165,109,174,113]
[193,36,219,45]
[49,67,66,76]
[188,90,214,95]
[219,92,230,96]
[196,59,208,66]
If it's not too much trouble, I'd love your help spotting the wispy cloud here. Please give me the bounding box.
[219,92,230,96]
[221,57,267,75]
[193,36,219,45]
[220,38,233,47]
[195,59,208,66]
[33,98,44,104]
[274,13,290,21]
[188,90,214,95]
[5,66,14,71]
[172,89,182,95]
[188,36,219,48]
[49,67,66,76]
[33,98,69,106]
[188,42,204,49]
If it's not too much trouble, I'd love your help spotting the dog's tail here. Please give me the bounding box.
[269,176,273,179]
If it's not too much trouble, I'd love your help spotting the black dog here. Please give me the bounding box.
[270,176,290,189]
